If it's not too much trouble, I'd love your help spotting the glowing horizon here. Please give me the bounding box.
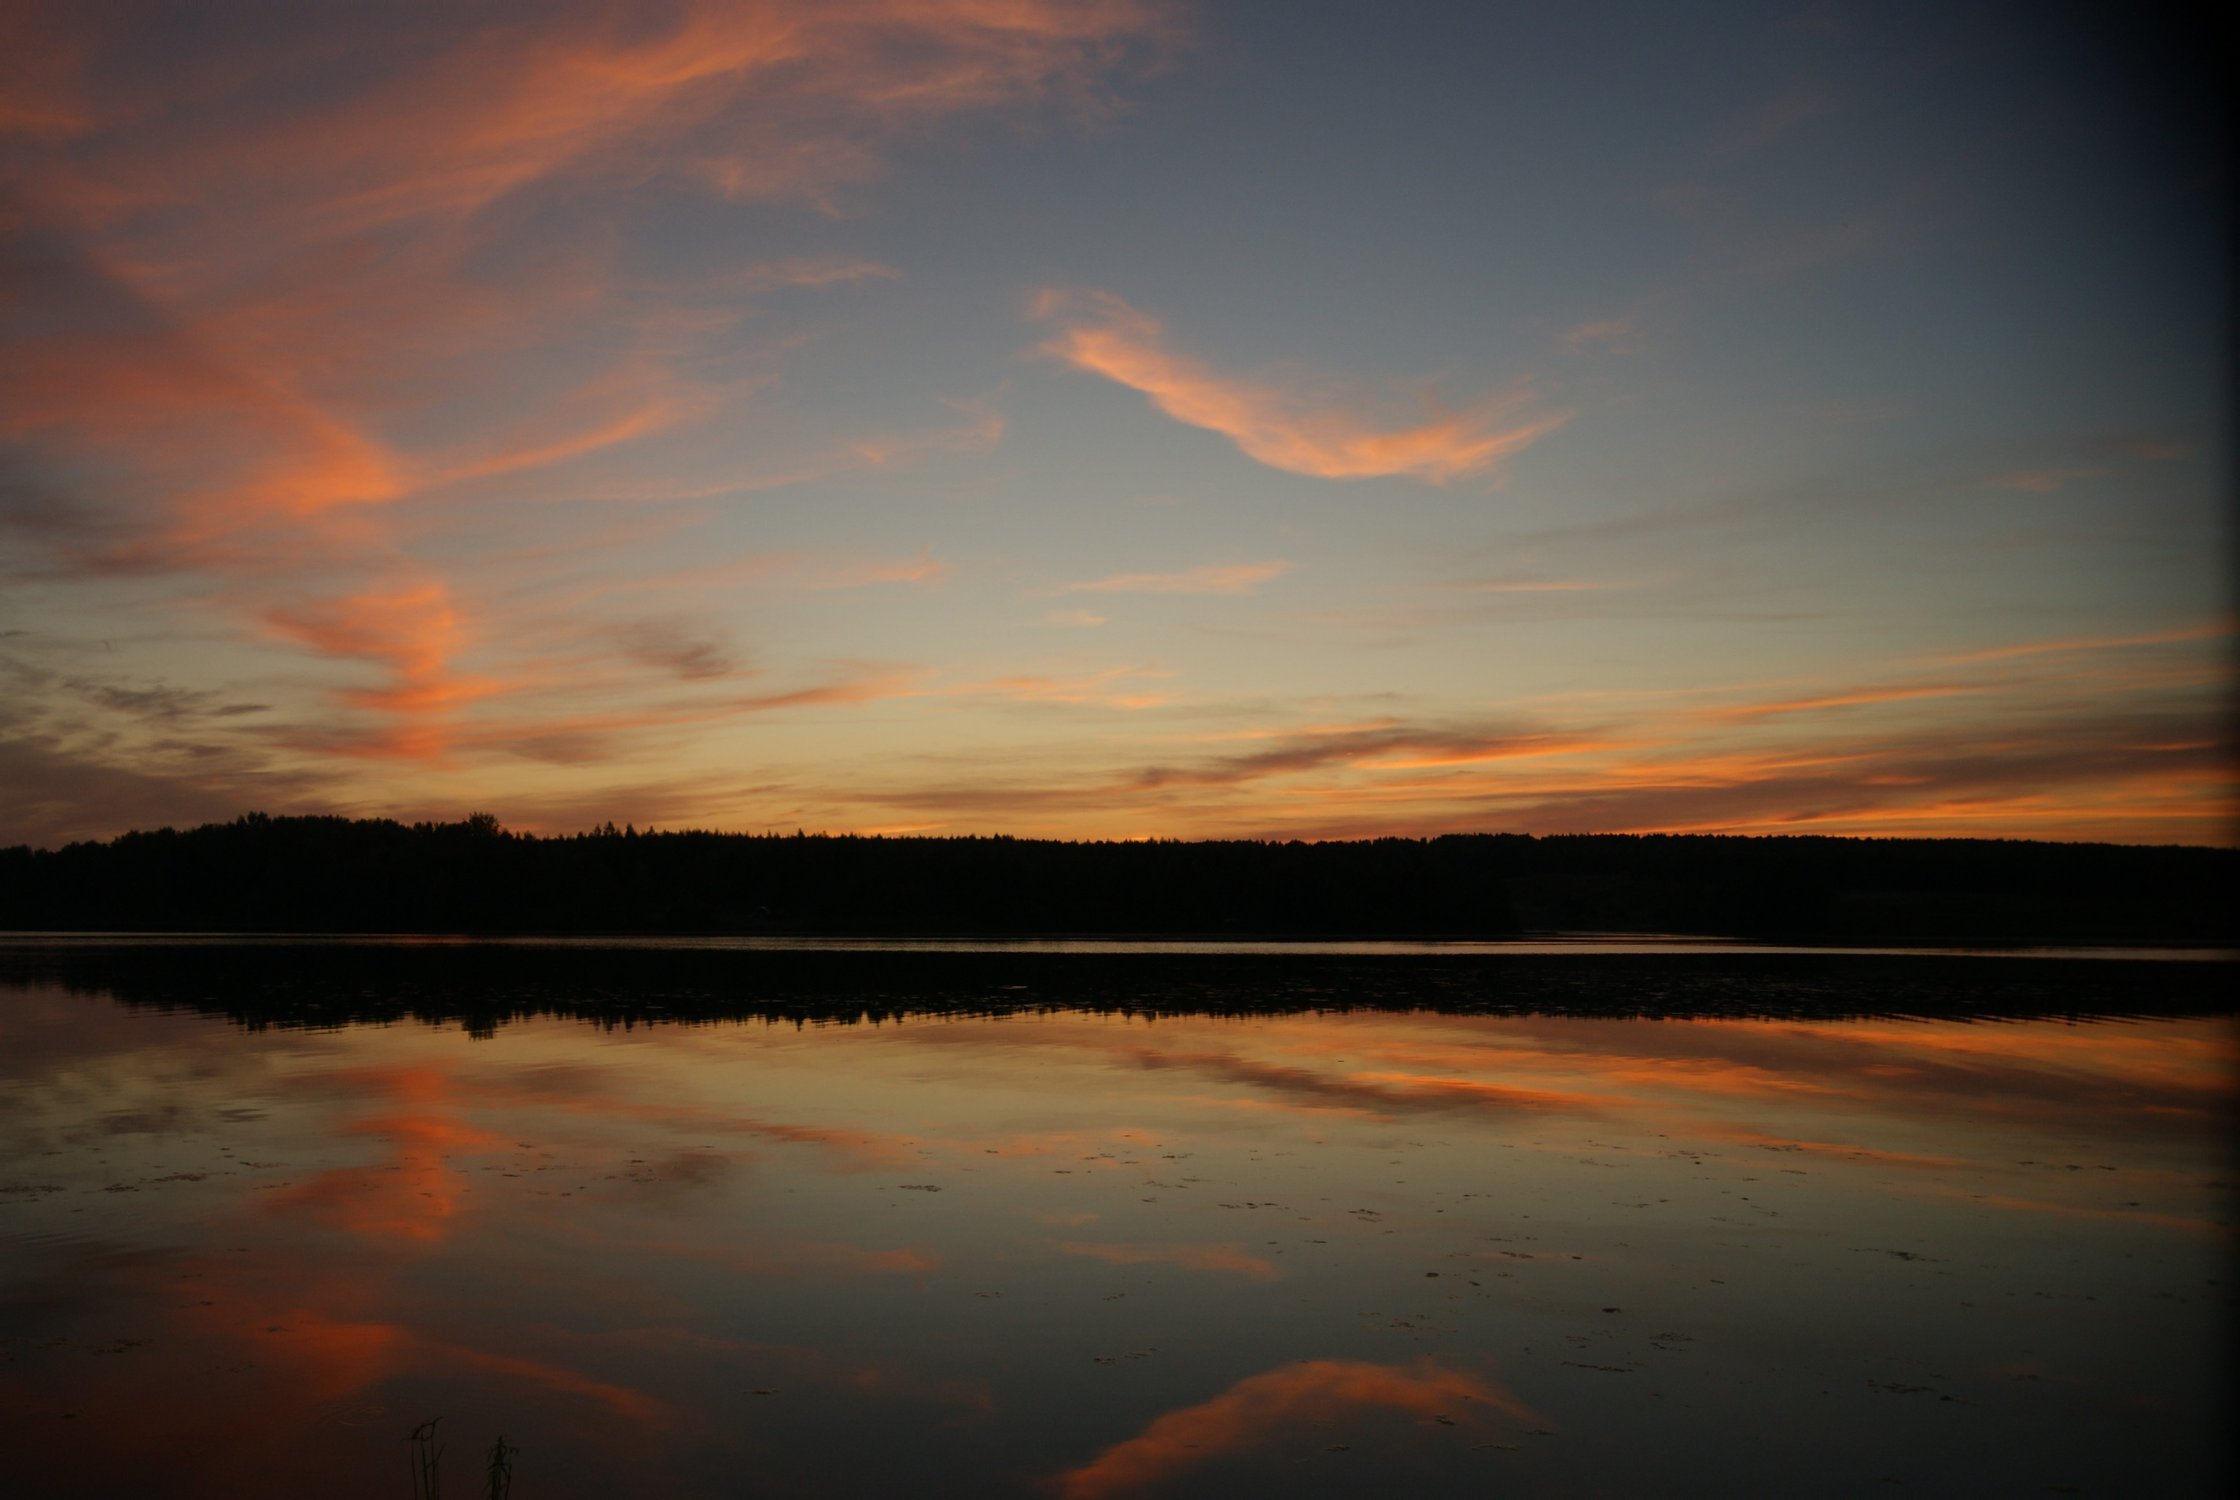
[2,1,2231,848]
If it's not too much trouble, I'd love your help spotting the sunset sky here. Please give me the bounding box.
[1,0,2230,848]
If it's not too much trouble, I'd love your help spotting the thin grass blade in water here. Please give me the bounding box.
[408,1417,443,1500]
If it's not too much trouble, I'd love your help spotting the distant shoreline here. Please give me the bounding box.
[4,814,2234,947]
[6,940,2231,1031]
[2,930,2233,962]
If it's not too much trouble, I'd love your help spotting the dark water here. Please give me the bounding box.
[1,942,2232,1497]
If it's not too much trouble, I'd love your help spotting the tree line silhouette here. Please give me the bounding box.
[1,813,2232,943]
[6,942,2229,1036]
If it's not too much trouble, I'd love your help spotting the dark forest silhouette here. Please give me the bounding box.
[1,813,2232,943]
[5,943,2231,1035]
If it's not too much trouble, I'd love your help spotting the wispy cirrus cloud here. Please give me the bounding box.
[0,0,1177,792]
[263,660,926,769]
[6,2,1182,233]
[261,578,510,760]
[615,620,741,683]
[729,669,922,715]
[547,549,948,613]
[1697,682,1976,723]
[1034,289,1568,482]
[1559,314,1637,352]
[1131,725,1612,789]
[948,666,1174,710]
[1707,83,1847,160]
[1448,575,1616,594]
[1060,560,1290,595]
[1986,466,2106,493]
[830,625,2234,844]
[1927,618,2235,667]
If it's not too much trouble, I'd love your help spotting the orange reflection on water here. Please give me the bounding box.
[625,1233,940,1281]
[1,978,2230,1498]
[263,1065,502,1244]
[1053,1240,1279,1280]
[1053,1358,1538,1499]
[909,1009,2234,1152]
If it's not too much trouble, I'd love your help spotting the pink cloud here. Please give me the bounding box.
[1062,560,1291,595]
[1036,290,1567,482]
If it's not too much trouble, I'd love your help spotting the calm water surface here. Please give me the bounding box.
[1,948,2232,1497]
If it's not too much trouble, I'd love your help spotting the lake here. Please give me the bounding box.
[1,940,2231,1497]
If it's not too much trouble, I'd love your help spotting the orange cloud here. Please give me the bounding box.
[0,251,412,559]
[730,667,923,714]
[257,649,924,767]
[1130,725,1614,790]
[11,3,1180,230]
[1054,1359,1535,1499]
[1701,683,1975,722]
[803,548,951,589]
[1987,466,2104,493]
[831,683,2234,844]
[1062,560,1292,595]
[437,393,705,487]
[263,580,508,759]
[1451,576,1615,592]
[0,0,1174,817]
[949,666,1174,709]
[559,548,948,609]
[1928,618,2235,667]
[1560,315,1636,351]
[1036,290,1567,482]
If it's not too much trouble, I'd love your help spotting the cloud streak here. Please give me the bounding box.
[1036,290,1568,482]
[0,1,1177,794]
[1061,561,1290,595]
[0,3,2226,849]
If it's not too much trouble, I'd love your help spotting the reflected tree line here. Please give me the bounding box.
[1,812,2234,943]
[2,943,2231,1035]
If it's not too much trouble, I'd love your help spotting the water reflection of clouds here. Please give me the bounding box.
[614,1232,939,1281]
[1124,1046,1612,1118]
[265,1066,501,1244]
[0,1035,968,1484]
[500,1088,915,1170]
[1701,1126,1971,1171]
[1053,1358,1537,1499]
[875,1011,2236,1151]
[0,1243,673,1490]
[3,989,2231,1495]
[1918,1188,2229,1237]
[1052,1240,1279,1281]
